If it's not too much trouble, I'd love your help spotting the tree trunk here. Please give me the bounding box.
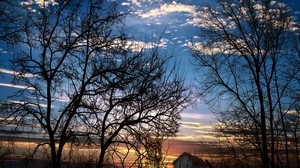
[267,86,275,168]
[96,144,108,168]
[49,133,59,168]
[260,107,269,168]
[257,79,269,168]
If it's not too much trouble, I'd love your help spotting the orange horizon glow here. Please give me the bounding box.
[0,135,219,167]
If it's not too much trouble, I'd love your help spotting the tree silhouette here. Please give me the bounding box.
[191,0,299,167]
[0,0,190,167]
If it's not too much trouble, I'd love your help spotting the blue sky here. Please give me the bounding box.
[119,0,217,117]
[0,0,299,141]
[113,0,300,140]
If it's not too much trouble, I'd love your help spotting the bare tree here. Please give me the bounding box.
[191,0,299,167]
[128,121,173,168]
[0,0,190,168]
[79,50,190,168]
[0,0,23,42]
[0,0,125,167]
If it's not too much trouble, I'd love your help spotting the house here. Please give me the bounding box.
[173,152,212,168]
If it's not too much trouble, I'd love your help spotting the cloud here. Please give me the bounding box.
[125,39,167,52]
[8,100,49,108]
[0,48,8,54]
[121,2,131,6]
[20,0,58,8]
[181,112,213,121]
[175,134,199,141]
[137,1,197,19]
[175,133,216,141]
[129,0,141,7]
[183,7,216,28]
[122,0,163,8]
[157,38,168,48]
[125,40,155,52]
[0,68,38,78]
[130,1,218,30]
[185,41,241,55]
[177,120,215,141]
[0,83,34,90]
[180,121,213,130]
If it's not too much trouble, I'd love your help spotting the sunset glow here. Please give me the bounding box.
[1,0,299,168]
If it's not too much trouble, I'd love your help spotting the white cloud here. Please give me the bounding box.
[130,0,141,7]
[126,0,163,7]
[0,68,38,78]
[121,2,131,6]
[180,121,213,129]
[125,40,155,52]
[157,38,168,48]
[20,0,58,8]
[181,112,213,121]
[185,41,240,55]
[138,1,197,19]
[0,83,35,90]
[132,1,213,29]
[8,100,49,108]
[0,48,8,54]
[125,39,167,52]
[184,7,217,28]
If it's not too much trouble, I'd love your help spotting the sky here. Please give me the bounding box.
[0,0,300,144]
[116,0,218,141]
[113,0,300,141]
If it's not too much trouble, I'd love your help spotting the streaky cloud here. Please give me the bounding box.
[0,68,38,78]
[0,83,34,90]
